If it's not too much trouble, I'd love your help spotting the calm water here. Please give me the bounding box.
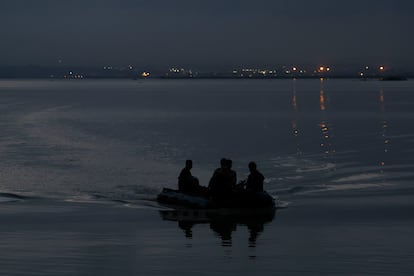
[1,79,414,275]
[1,79,413,200]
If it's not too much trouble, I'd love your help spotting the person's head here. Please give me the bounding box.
[185,160,193,169]
[248,161,257,172]
[220,158,227,169]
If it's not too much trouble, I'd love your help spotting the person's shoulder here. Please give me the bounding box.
[214,168,222,174]
[253,170,264,177]
[179,167,189,175]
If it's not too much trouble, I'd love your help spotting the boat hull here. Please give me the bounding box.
[157,188,276,210]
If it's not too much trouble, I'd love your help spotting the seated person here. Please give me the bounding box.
[243,161,264,193]
[208,158,235,200]
[178,160,200,193]
[227,159,237,187]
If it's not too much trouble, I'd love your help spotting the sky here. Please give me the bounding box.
[1,0,413,70]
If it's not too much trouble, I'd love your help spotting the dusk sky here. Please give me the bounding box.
[1,0,413,70]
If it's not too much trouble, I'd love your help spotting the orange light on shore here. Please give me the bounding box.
[379,66,385,71]
[141,72,150,77]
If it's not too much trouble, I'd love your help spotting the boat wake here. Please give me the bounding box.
[0,192,29,203]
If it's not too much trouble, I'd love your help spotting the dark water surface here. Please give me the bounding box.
[0,79,414,275]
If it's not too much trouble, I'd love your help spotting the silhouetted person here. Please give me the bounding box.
[178,160,200,194]
[245,161,264,193]
[208,158,234,200]
[227,159,237,187]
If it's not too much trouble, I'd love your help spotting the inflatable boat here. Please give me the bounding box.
[157,188,276,210]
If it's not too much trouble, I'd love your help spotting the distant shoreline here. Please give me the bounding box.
[1,65,412,80]
[0,76,410,81]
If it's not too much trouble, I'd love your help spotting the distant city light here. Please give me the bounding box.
[317,66,331,73]
[29,63,408,80]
